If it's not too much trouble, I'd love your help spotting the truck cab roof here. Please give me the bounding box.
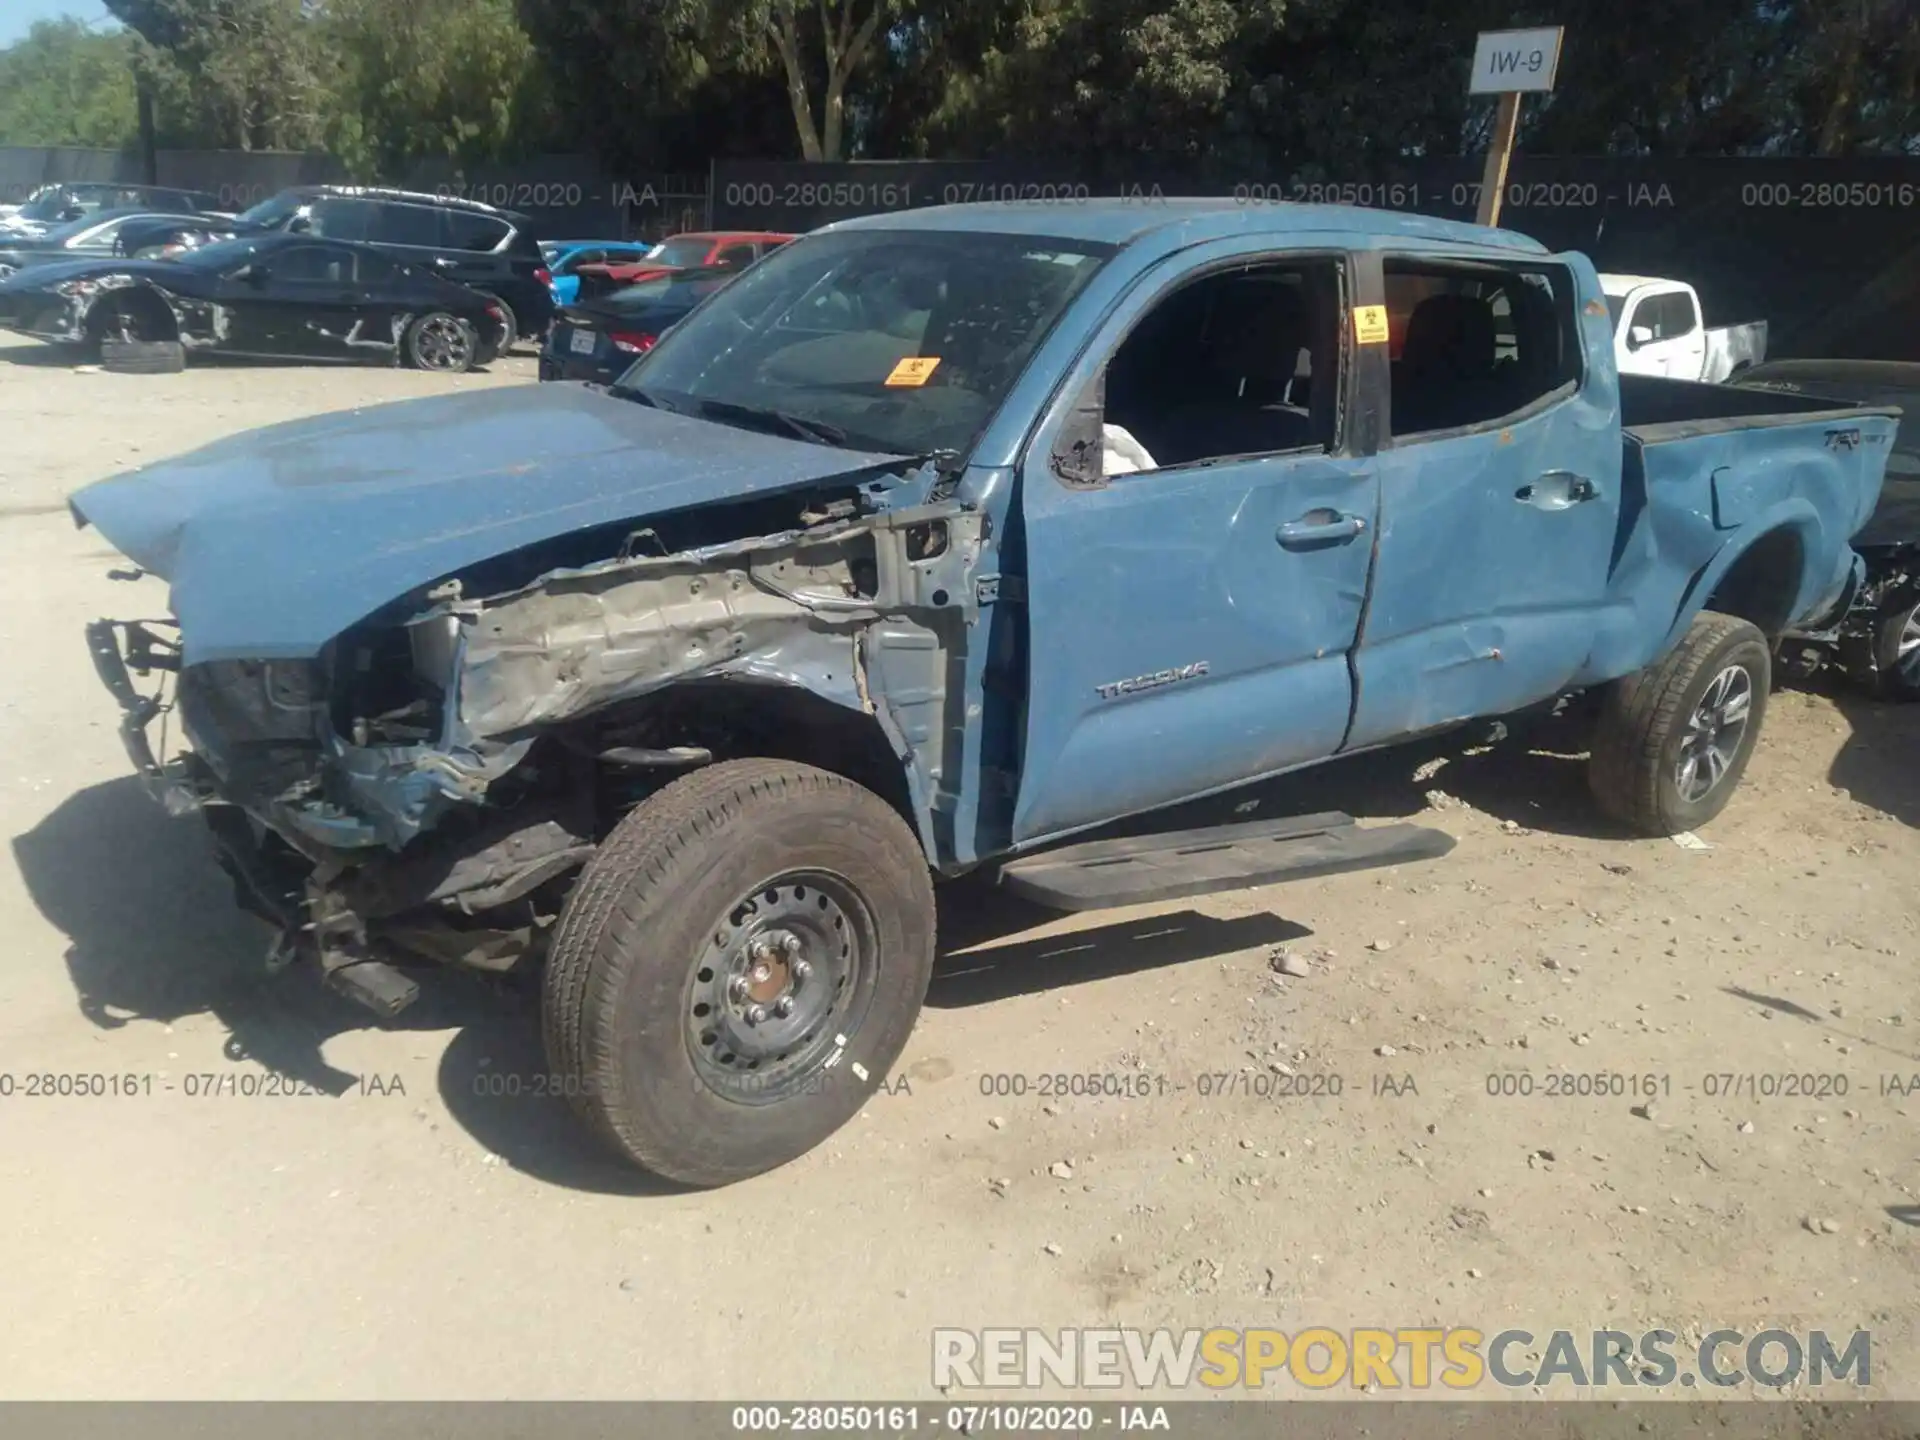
[822,198,1550,258]
[1599,273,1681,295]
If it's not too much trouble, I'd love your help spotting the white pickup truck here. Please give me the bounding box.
[1600,274,1768,384]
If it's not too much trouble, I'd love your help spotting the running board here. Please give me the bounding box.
[993,811,1457,912]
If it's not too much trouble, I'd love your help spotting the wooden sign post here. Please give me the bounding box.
[1469,26,1565,228]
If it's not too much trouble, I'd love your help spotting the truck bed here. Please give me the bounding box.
[1578,374,1900,684]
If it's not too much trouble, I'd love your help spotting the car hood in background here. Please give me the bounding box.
[69,383,910,666]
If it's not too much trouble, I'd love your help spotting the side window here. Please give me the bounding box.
[1097,259,1346,473]
[443,211,510,251]
[715,243,758,269]
[354,250,398,284]
[1657,291,1698,339]
[1384,260,1580,440]
[272,245,350,283]
[308,198,376,242]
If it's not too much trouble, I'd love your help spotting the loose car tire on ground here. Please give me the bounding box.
[99,338,186,375]
[542,758,937,1188]
[1589,610,1772,836]
[404,311,480,373]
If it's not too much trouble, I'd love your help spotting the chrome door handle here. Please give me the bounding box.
[1277,510,1367,547]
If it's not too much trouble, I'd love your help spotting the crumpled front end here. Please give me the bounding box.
[83,458,987,1018]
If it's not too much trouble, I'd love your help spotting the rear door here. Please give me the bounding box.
[1013,244,1380,844]
[1344,251,1621,750]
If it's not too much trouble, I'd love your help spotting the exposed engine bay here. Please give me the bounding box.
[88,463,986,1018]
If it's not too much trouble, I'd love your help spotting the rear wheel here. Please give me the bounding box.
[404,311,477,373]
[1589,611,1771,835]
[542,758,935,1187]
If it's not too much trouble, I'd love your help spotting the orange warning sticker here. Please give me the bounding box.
[1352,305,1390,345]
[885,356,942,387]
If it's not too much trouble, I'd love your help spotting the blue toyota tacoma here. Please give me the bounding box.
[71,201,1897,1187]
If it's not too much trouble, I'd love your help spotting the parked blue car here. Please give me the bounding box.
[538,240,659,306]
[71,200,1896,1189]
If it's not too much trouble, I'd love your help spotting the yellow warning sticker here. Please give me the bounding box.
[1353,305,1390,345]
[885,356,942,387]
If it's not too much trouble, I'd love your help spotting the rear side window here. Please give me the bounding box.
[444,211,510,251]
[1385,260,1582,439]
[376,203,442,247]
[308,197,377,242]
[715,243,758,268]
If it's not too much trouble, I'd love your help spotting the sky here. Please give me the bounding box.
[0,0,115,47]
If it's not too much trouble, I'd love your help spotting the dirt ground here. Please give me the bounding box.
[0,331,1915,1403]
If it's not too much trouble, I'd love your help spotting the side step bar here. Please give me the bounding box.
[993,811,1456,912]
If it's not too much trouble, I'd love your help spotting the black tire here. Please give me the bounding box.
[404,311,478,373]
[100,338,186,375]
[542,758,936,1187]
[1589,610,1771,836]
[473,291,517,352]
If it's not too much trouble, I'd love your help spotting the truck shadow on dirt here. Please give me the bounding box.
[1820,690,1920,827]
[15,717,1623,1196]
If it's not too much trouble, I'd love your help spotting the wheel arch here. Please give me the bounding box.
[1661,509,1827,656]
[569,679,942,871]
[83,280,181,345]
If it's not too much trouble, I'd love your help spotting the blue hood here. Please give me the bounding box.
[71,383,907,665]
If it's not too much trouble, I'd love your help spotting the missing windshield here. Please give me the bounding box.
[618,228,1116,458]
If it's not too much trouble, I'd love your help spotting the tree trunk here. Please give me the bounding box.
[136,78,158,184]
[769,3,825,161]
[1815,0,1871,154]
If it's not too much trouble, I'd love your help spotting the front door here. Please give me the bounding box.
[248,242,364,357]
[1344,250,1622,751]
[1012,249,1378,845]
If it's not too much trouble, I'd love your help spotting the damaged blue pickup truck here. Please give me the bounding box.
[73,201,1896,1186]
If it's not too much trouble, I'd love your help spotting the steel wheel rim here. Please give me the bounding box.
[684,871,879,1107]
[1675,662,1753,802]
[1895,603,1920,684]
[415,314,471,370]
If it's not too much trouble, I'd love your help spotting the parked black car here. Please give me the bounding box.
[148,185,553,349]
[0,208,225,280]
[1744,359,1920,698]
[0,182,223,239]
[538,266,738,385]
[0,231,510,374]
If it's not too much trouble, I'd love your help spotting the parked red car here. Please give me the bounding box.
[572,230,794,301]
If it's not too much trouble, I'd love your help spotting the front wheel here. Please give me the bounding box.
[1588,611,1771,836]
[542,759,936,1187]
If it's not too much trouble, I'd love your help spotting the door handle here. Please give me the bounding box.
[1515,471,1598,510]
[1276,510,1368,548]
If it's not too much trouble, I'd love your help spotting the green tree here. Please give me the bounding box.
[103,0,325,149]
[319,0,552,176]
[0,20,140,147]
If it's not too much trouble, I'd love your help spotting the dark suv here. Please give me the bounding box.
[159,186,554,348]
